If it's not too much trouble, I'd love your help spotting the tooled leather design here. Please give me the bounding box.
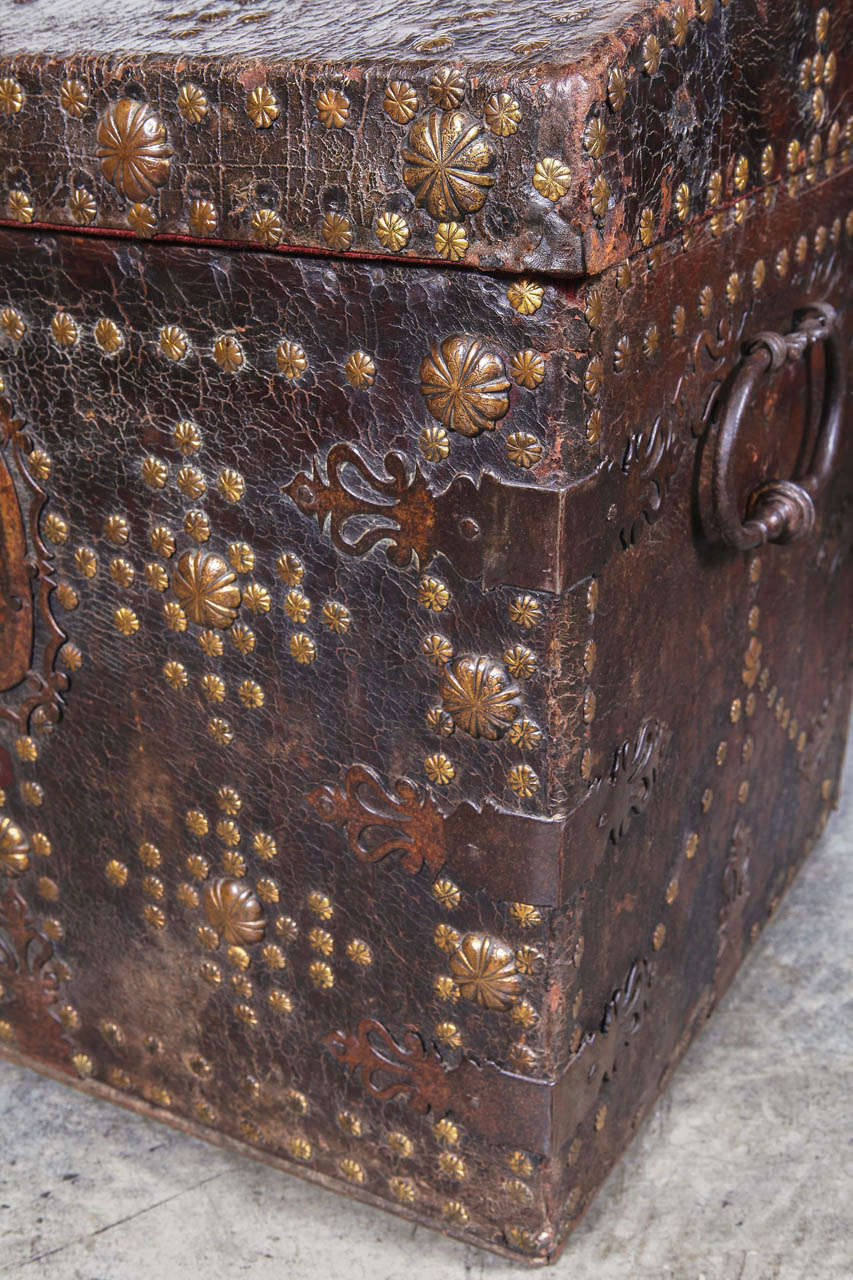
[0,0,850,274]
[0,397,68,731]
[0,411,32,691]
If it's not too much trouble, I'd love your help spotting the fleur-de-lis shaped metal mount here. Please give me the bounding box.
[323,1017,452,1113]
[284,443,438,568]
[597,719,669,843]
[307,764,447,876]
[618,416,683,548]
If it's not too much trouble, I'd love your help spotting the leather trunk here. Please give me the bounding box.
[0,0,850,1264]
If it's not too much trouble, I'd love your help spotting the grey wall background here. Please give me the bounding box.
[1,740,850,1280]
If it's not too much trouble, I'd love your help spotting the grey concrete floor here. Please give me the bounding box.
[1,745,850,1280]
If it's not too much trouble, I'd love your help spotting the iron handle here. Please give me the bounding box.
[711,303,844,551]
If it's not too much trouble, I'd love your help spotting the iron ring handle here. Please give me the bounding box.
[711,303,845,551]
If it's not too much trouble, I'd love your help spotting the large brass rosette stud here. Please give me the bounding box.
[171,550,241,628]
[96,99,172,201]
[202,878,265,945]
[402,110,496,220]
[439,654,521,739]
[448,933,521,1010]
[420,335,510,437]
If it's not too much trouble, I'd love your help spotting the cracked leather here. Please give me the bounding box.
[0,0,851,1267]
[0,1,850,273]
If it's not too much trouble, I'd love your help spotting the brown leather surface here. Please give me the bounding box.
[0,1,851,1267]
[2,0,650,61]
[0,0,850,273]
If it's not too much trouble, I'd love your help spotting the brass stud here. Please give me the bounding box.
[320,211,353,251]
[428,66,465,110]
[506,432,543,469]
[642,33,662,76]
[584,356,603,395]
[94,318,123,354]
[419,424,451,462]
[316,88,349,129]
[0,78,24,115]
[672,6,689,47]
[507,278,544,314]
[188,198,217,237]
[509,349,546,388]
[276,340,307,379]
[159,324,188,361]
[639,206,655,246]
[250,208,283,246]
[51,312,78,347]
[533,157,571,202]
[344,349,376,387]
[425,753,455,785]
[177,83,208,123]
[375,210,410,251]
[384,81,418,125]
[8,190,34,224]
[607,67,627,111]
[213,335,243,371]
[583,117,607,159]
[127,203,156,236]
[246,86,279,128]
[484,92,521,136]
[59,79,88,117]
[590,174,611,218]
[434,221,468,260]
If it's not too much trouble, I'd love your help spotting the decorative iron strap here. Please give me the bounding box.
[306,763,568,904]
[323,960,651,1156]
[307,721,667,906]
[284,424,681,594]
